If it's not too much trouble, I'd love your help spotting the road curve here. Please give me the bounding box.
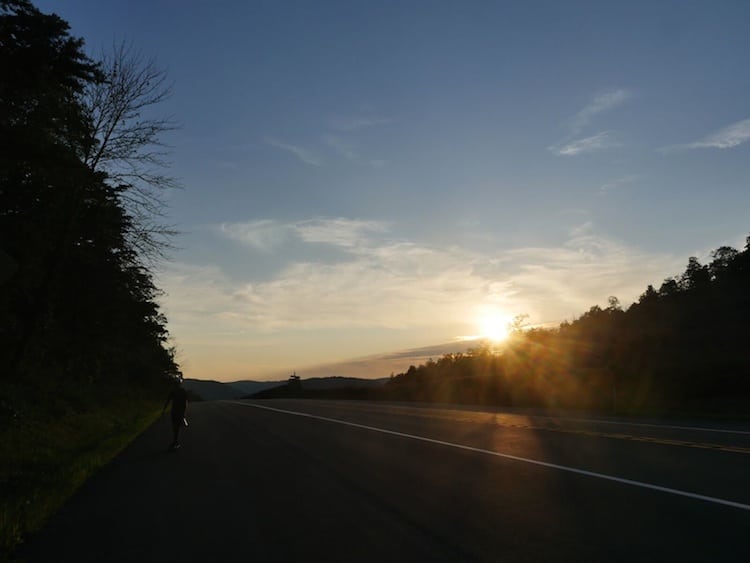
[19,400,750,562]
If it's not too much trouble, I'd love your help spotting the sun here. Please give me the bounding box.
[478,312,512,342]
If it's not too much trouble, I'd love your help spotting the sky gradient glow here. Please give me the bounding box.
[39,1,750,381]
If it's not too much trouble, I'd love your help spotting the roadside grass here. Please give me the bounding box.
[0,394,161,557]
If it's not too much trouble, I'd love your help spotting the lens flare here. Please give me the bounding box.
[478,312,512,342]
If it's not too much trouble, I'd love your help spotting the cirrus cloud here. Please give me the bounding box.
[550,132,620,156]
[568,89,632,134]
[329,114,392,131]
[219,217,390,251]
[264,137,322,166]
[660,118,750,152]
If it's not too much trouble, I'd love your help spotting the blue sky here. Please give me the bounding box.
[39,1,750,381]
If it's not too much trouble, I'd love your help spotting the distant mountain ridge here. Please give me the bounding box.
[182,379,246,401]
[184,376,388,401]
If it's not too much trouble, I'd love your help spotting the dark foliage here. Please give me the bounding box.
[376,243,750,415]
[0,1,180,412]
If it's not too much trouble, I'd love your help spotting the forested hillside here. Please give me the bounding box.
[382,242,750,414]
[1,1,180,551]
[1,0,180,407]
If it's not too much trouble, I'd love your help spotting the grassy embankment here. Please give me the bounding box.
[0,387,162,556]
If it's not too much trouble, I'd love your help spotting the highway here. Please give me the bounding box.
[20,399,750,562]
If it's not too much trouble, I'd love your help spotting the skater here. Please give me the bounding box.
[162,379,188,449]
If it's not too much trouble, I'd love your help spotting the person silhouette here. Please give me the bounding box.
[162,379,188,449]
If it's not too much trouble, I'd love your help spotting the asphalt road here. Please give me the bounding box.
[19,400,750,562]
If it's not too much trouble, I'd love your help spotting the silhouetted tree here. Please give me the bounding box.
[380,240,750,413]
[1,0,100,377]
[1,0,179,395]
[709,246,738,281]
[82,41,179,263]
[638,284,658,304]
[680,257,710,291]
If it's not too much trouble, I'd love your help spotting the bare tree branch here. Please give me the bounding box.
[82,41,180,264]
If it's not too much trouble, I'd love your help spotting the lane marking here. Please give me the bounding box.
[546,416,750,436]
[230,401,750,512]
[300,402,750,453]
[495,424,750,454]
[327,401,750,436]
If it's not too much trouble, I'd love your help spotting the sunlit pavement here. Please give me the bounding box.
[20,400,750,562]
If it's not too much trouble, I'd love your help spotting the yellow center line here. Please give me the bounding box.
[298,402,750,455]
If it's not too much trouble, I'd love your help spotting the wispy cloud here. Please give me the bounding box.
[504,223,683,321]
[264,138,322,166]
[549,89,630,156]
[168,219,681,335]
[218,217,389,251]
[160,220,690,379]
[264,112,389,168]
[219,220,290,252]
[323,135,386,168]
[329,114,391,131]
[660,118,750,152]
[294,217,389,247]
[599,174,638,195]
[550,132,619,156]
[569,89,631,134]
[323,134,358,160]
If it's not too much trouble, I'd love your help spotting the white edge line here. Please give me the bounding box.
[230,401,750,512]
[355,402,750,436]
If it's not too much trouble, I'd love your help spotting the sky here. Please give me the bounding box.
[37,0,750,382]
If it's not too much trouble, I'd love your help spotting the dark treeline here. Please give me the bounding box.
[379,241,750,414]
[263,242,750,415]
[1,0,180,413]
